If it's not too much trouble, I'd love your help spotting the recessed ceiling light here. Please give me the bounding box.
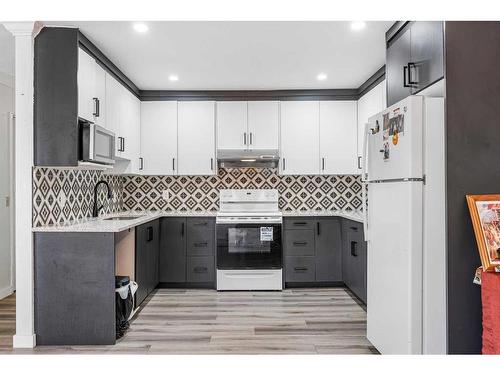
[168,74,179,82]
[133,23,148,33]
[351,21,366,31]
[317,73,327,81]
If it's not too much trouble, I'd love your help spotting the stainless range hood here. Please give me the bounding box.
[217,149,280,168]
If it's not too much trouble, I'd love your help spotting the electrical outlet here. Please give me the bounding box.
[57,193,67,207]
[161,190,169,202]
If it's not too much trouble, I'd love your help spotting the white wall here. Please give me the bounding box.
[0,74,14,299]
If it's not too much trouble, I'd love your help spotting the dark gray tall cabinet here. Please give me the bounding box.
[159,217,215,285]
[135,219,160,306]
[386,21,444,106]
[341,219,367,304]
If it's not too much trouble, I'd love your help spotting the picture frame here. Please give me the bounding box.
[466,194,500,272]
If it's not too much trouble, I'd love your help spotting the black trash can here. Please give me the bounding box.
[115,275,134,339]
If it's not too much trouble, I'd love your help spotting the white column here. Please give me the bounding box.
[3,21,36,349]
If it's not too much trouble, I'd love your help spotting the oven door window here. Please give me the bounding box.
[217,224,282,269]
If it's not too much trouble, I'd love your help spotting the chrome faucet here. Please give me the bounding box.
[92,180,113,218]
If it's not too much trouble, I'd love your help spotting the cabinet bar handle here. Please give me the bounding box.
[358,156,362,170]
[249,132,253,145]
[243,132,247,145]
[403,65,411,88]
[408,62,418,85]
[350,226,358,231]
[194,266,208,273]
[282,158,286,170]
[181,222,185,237]
[122,137,125,152]
[118,137,124,152]
[351,241,358,257]
[194,222,208,226]
[172,158,175,171]
[293,222,307,226]
[322,157,325,171]
[317,222,320,235]
[194,242,208,247]
[294,267,308,272]
[92,98,100,117]
[147,226,153,242]
[139,157,144,170]
[293,241,307,246]
[211,157,214,171]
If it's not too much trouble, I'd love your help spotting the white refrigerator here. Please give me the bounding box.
[363,95,447,354]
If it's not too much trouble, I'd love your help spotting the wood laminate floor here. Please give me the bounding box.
[1,288,377,354]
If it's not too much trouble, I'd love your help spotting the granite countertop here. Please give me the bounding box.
[32,210,363,233]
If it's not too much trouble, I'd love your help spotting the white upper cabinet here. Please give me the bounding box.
[217,101,247,149]
[319,101,358,175]
[247,101,279,150]
[140,101,178,175]
[77,48,96,122]
[77,47,106,126]
[280,101,320,175]
[178,101,216,175]
[93,63,106,127]
[357,81,386,170]
[104,72,141,173]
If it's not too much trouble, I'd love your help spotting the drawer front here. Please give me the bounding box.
[285,229,315,256]
[187,256,215,283]
[285,256,316,282]
[284,218,316,230]
[187,218,215,256]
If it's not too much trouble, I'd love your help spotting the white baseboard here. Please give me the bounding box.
[0,285,14,300]
[13,334,36,348]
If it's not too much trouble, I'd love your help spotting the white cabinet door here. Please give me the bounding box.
[178,101,216,175]
[280,101,320,175]
[357,81,386,170]
[319,101,358,175]
[104,72,121,154]
[247,101,279,150]
[120,90,141,173]
[77,48,95,122]
[93,63,106,127]
[140,101,178,175]
[216,101,247,150]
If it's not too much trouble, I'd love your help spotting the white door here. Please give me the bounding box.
[247,101,279,150]
[319,101,358,175]
[93,63,106,127]
[77,47,96,122]
[105,72,121,154]
[357,81,386,170]
[367,96,423,181]
[216,101,247,150]
[0,111,13,298]
[280,101,320,175]
[178,101,216,175]
[140,101,178,175]
[366,181,423,354]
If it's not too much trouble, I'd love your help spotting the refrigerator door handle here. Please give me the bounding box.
[362,181,368,241]
[362,122,370,183]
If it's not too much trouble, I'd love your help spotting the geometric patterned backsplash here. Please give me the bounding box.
[32,167,124,227]
[33,167,363,227]
[123,168,363,213]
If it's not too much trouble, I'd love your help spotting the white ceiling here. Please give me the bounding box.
[0,24,14,77]
[49,21,392,91]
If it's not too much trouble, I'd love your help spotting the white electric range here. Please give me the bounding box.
[216,189,283,290]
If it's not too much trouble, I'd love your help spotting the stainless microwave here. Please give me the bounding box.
[80,121,116,165]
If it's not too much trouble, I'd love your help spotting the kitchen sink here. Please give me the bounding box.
[103,216,144,221]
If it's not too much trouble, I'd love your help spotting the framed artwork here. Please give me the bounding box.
[466,194,500,272]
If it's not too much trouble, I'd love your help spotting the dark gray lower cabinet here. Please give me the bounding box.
[135,219,160,306]
[159,217,187,283]
[342,219,367,304]
[34,232,116,345]
[284,217,342,284]
[160,217,215,285]
[315,219,342,282]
